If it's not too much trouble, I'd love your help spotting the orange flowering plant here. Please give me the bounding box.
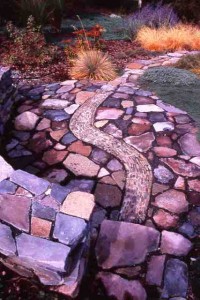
[65,16,106,59]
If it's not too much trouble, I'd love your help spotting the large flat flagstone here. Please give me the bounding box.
[14,112,39,131]
[178,133,200,156]
[0,180,17,194]
[63,153,100,177]
[41,99,70,109]
[162,259,188,298]
[161,158,200,178]
[98,272,147,300]
[136,104,164,113]
[61,191,95,220]
[161,231,192,256]
[154,189,188,214]
[16,233,70,271]
[96,108,124,120]
[124,132,155,152]
[96,220,160,269]
[53,213,87,247]
[10,170,49,195]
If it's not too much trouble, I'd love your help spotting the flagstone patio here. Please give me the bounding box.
[0,51,200,299]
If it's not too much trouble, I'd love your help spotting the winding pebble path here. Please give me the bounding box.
[70,90,152,223]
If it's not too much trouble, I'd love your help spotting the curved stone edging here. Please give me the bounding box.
[70,90,152,223]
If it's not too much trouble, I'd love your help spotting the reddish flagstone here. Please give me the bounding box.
[162,158,200,177]
[68,140,92,156]
[153,210,179,229]
[31,217,52,238]
[42,149,68,165]
[0,195,31,232]
[128,123,151,136]
[134,96,155,105]
[188,179,200,192]
[28,132,53,153]
[50,129,69,142]
[97,272,147,300]
[75,91,95,104]
[154,189,188,214]
[156,135,172,147]
[127,62,143,69]
[153,147,177,157]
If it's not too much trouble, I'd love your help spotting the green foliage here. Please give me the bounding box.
[140,66,200,136]
[140,66,200,86]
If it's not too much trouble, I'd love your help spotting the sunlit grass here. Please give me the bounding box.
[136,25,200,51]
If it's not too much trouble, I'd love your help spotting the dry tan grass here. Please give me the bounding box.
[136,25,200,51]
[70,49,117,81]
[192,69,200,76]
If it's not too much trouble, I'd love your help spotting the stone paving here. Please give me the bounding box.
[0,51,200,299]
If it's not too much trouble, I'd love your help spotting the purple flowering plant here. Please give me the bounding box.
[124,1,179,40]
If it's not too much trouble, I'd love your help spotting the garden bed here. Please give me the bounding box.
[0,2,200,299]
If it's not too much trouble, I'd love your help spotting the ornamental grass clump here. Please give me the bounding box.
[136,25,200,51]
[175,53,200,76]
[70,50,117,81]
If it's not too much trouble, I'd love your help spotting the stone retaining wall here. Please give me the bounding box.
[0,67,18,135]
[0,67,92,298]
[0,155,93,298]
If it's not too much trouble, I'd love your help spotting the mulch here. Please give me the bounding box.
[0,33,157,86]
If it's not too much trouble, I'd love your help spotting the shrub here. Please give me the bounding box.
[124,1,179,40]
[4,16,59,69]
[136,25,200,51]
[140,66,200,86]
[70,50,117,80]
[175,53,200,76]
